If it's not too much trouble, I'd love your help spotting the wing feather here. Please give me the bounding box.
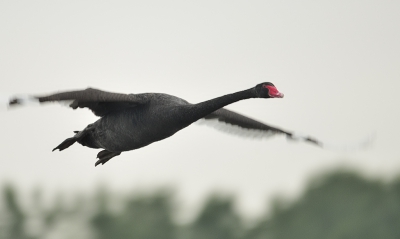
[203,108,322,146]
[9,88,148,116]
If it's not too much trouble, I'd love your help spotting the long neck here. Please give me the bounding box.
[183,87,256,123]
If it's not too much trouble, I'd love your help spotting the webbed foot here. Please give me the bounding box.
[52,137,77,151]
[52,124,94,152]
[95,150,121,167]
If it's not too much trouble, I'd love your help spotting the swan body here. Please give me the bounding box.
[9,82,321,166]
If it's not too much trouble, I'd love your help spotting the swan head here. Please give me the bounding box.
[255,82,284,98]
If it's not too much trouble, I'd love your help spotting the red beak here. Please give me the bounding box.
[265,85,284,98]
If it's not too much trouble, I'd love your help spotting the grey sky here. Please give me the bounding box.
[1,1,399,220]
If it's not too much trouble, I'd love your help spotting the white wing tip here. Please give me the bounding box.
[11,95,40,106]
[197,119,376,153]
[0,94,40,109]
[321,133,376,152]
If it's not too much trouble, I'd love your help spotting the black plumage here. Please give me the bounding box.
[9,82,321,166]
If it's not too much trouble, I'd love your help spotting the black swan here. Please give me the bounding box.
[9,82,322,166]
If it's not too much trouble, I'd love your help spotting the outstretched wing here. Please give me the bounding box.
[202,108,322,146]
[9,88,149,116]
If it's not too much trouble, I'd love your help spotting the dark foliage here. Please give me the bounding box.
[1,170,400,239]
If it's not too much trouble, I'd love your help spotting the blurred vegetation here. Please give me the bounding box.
[1,170,400,239]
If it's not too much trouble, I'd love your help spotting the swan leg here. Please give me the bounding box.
[95,150,121,167]
[52,137,77,151]
[52,124,95,152]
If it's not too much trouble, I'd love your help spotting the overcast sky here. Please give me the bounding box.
[1,0,399,221]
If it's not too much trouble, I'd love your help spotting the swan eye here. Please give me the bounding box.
[264,85,284,98]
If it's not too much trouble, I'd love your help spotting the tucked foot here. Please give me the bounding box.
[52,137,77,151]
[53,124,94,152]
[95,150,121,167]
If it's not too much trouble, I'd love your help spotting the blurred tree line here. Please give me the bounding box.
[1,170,400,239]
